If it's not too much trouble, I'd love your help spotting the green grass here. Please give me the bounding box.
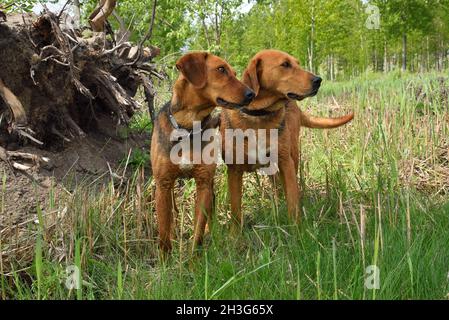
[1,72,449,300]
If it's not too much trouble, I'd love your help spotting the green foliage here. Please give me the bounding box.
[71,0,448,78]
[123,149,150,169]
[3,0,448,77]
[2,0,58,12]
[81,0,193,57]
[129,111,153,134]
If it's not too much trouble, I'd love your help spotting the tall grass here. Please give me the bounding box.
[1,72,449,300]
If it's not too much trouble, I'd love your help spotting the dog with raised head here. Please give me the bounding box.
[151,52,255,252]
[220,49,354,230]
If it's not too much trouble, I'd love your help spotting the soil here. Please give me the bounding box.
[0,127,150,227]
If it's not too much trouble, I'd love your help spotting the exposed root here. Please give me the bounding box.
[51,124,71,142]
[0,146,49,172]
[63,110,86,138]
[141,74,156,122]
[16,128,44,146]
[0,78,27,127]
[0,7,160,277]
[87,69,139,123]
[0,9,161,147]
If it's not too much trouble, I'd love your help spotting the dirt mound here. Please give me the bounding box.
[1,129,149,214]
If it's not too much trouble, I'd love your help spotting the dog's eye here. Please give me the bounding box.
[281,61,292,68]
[217,66,227,74]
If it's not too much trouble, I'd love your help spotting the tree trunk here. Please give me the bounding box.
[73,0,81,28]
[402,32,407,71]
[444,40,449,68]
[213,0,223,48]
[308,0,315,72]
[333,56,337,80]
[89,0,117,32]
[331,54,335,81]
[426,36,430,72]
[383,39,388,73]
[373,44,378,72]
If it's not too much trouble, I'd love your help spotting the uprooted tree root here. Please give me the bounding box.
[0,10,160,153]
[0,9,161,275]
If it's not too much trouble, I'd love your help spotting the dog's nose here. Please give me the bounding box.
[312,76,322,89]
[244,89,255,103]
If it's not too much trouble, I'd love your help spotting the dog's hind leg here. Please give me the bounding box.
[204,180,216,236]
[279,157,300,223]
[227,167,244,233]
[193,179,214,250]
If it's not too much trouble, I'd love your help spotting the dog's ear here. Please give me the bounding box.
[243,57,261,96]
[176,52,209,88]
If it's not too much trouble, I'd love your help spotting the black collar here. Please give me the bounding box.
[167,104,212,140]
[239,100,288,117]
[239,108,277,117]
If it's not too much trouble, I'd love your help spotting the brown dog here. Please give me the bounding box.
[220,49,354,229]
[151,52,254,252]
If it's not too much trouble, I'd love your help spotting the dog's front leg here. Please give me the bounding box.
[279,157,300,223]
[193,180,214,250]
[155,181,175,253]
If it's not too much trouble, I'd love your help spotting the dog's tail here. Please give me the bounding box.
[299,110,354,129]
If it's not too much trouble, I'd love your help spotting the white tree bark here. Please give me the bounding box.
[72,0,81,28]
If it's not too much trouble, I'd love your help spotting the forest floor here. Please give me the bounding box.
[1,71,449,300]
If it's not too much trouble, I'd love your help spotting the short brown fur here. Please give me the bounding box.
[151,52,253,252]
[220,49,354,229]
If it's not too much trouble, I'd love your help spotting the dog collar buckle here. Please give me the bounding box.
[168,110,205,141]
[168,113,180,130]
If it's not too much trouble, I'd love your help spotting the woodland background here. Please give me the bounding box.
[5,0,449,79]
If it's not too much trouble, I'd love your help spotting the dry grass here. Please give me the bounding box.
[1,71,449,299]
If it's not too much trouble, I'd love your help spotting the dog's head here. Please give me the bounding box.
[176,52,255,109]
[243,49,321,103]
